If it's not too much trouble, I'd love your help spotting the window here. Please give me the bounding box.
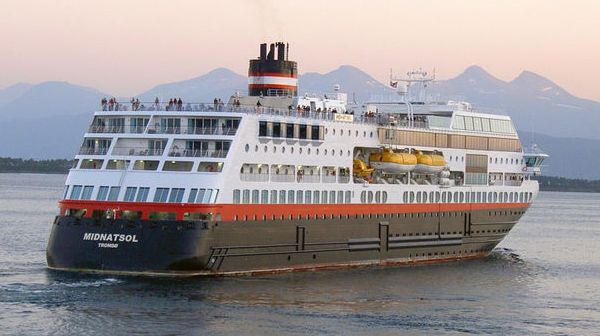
[168,188,185,203]
[153,188,169,202]
[305,191,312,204]
[321,191,328,204]
[345,191,351,203]
[136,187,149,202]
[242,189,250,204]
[270,190,278,204]
[107,187,120,201]
[106,160,130,170]
[189,189,198,203]
[70,185,82,200]
[233,189,241,204]
[80,159,103,169]
[81,186,94,200]
[330,190,336,203]
[258,121,267,136]
[261,190,269,204]
[288,190,295,203]
[97,186,109,201]
[252,190,260,204]
[313,190,320,204]
[124,187,137,202]
[297,190,304,204]
[279,190,286,204]
[133,160,159,171]
[163,161,193,172]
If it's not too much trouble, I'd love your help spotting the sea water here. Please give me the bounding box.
[0,173,599,335]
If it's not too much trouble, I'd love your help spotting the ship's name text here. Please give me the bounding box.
[83,233,139,243]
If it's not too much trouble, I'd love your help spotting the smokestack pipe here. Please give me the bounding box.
[277,42,285,61]
[268,43,275,60]
[260,43,267,59]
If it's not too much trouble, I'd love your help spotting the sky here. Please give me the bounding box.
[1,0,599,100]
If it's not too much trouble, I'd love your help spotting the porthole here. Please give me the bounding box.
[282,147,286,153]
[347,150,351,156]
[325,128,329,134]
[291,147,294,154]
[273,146,277,153]
[264,145,267,152]
[355,130,359,136]
[308,148,311,155]
[363,131,366,137]
[325,149,328,155]
[339,149,343,156]
[370,132,373,138]
[316,148,320,155]
[299,147,303,154]
[333,129,336,135]
[255,145,258,152]
[332,150,335,156]
[245,144,250,152]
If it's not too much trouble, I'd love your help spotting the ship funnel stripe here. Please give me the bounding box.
[248,84,298,90]
[248,72,297,78]
[248,76,298,86]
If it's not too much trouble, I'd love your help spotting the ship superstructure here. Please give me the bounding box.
[46,43,546,276]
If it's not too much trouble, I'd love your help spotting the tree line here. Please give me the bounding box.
[0,157,72,174]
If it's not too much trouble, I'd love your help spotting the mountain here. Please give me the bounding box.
[137,68,246,103]
[0,83,33,108]
[299,65,393,102]
[0,81,108,159]
[520,131,600,180]
[2,65,600,179]
[433,66,600,140]
[0,81,107,121]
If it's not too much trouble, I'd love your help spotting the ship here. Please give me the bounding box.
[46,42,547,276]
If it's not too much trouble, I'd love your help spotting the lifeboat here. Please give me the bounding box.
[414,150,445,174]
[353,159,374,178]
[369,148,417,174]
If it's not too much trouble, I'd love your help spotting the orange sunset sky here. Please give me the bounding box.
[1,0,599,100]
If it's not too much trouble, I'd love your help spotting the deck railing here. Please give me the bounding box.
[94,101,431,130]
[167,149,228,158]
[78,147,109,155]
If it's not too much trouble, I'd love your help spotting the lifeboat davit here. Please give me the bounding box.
[369,148,417,174]
[353,159,374,178]
[414,150,445,174]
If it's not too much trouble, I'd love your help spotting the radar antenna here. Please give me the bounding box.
[389,67,436,127]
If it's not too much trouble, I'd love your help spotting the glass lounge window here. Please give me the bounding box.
[124,187,137,202]
[168,188,185,203]
[233,189,241,204]
[136,187,150,202]
[97,186,109,201]
[107,187,120,201]
[70,185,82,200]
[153,188,170,202]
[81,186,94,200]
[189,188,198,203]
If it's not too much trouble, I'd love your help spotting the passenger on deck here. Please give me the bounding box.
[177,98,183,111]
[154,97,160,110]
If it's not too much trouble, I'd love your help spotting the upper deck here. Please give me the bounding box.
[88,99,519,140]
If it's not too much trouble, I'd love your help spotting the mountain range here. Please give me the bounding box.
[1,65,599,179]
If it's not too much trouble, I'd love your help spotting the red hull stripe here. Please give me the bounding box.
[247,84,297,90]
[248,72,297,78]
[60,200,530,221]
